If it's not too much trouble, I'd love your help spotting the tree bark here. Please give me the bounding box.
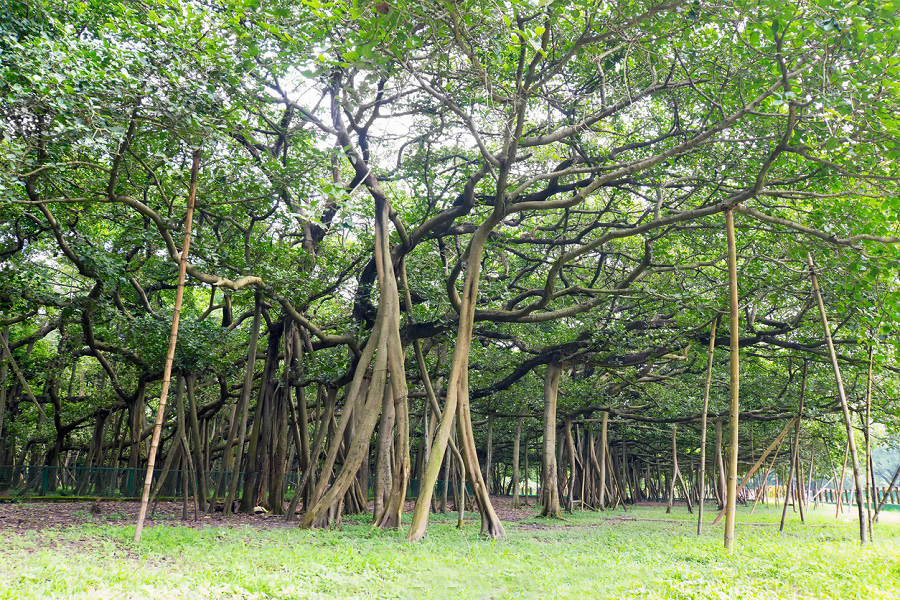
[407,193,507,541]
[224,294,262,516]
[540,363,563,518]
[599,411,609,510]
[483,414,494,495]
[373,384,395,522]
[512,416,524,508]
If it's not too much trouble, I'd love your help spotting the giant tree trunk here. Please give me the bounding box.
[300,177,408,529]
[374,370,410,529]
[455,368,503,535]
[407,206,507,541]
[127,383,147,472]
[240,318,286,514]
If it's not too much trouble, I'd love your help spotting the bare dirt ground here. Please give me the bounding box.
[0,496,542,533]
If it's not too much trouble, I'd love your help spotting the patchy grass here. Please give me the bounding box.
[1,502,898,599]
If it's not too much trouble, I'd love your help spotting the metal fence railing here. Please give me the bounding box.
[0,465,244,498]
[0,465,463,501]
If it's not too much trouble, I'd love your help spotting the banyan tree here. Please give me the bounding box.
[1,0,898,550]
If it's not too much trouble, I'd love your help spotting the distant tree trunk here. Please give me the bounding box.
[223,294,261,517]
[835,440,849,518]
[540,363,562,518]
[0,327,8,462]
[715,419,726,509]
[512,416,524,507]
[876,462,900,518]
[667,427,677,514]
[564,417,577,512]
[523,437,531,506]
[599,411,609,510]
[185,374,208,512]
[483,414,494,495]
[750,429,785,516]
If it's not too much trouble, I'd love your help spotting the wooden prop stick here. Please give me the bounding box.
[835,440,849,517]
[723,208,740,551]
[781,361,807,533]
[134,150,201,543]
[712,417,796,525]
[808,254,868,544]
[876,462,900,517]
[697,316,718,535]
[750,432,786,515]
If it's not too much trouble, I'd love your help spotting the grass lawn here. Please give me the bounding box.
[1,501,898,599]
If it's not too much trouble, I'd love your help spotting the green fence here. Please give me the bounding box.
[0,465,245,499]
[0,465,463,501]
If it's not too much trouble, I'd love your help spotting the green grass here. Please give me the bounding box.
[1,503,898,599]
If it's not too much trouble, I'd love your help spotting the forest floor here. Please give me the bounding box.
[0,498,898,599]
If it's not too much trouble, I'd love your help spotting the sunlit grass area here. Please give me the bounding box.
[2,502,898,599]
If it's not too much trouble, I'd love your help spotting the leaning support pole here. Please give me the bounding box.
[723,207,740,551]
[835,440,849,518]
[864,346,874,536]
[750,430,787,515]
[697,316,718,535]
[876,462,900,518]
[808,254,867,544]
[711,420,797,525]
[780,363,806,533]
[0,335,49,422]
[134,149,201,543]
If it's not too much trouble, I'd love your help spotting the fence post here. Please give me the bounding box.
[41,466,49,496]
